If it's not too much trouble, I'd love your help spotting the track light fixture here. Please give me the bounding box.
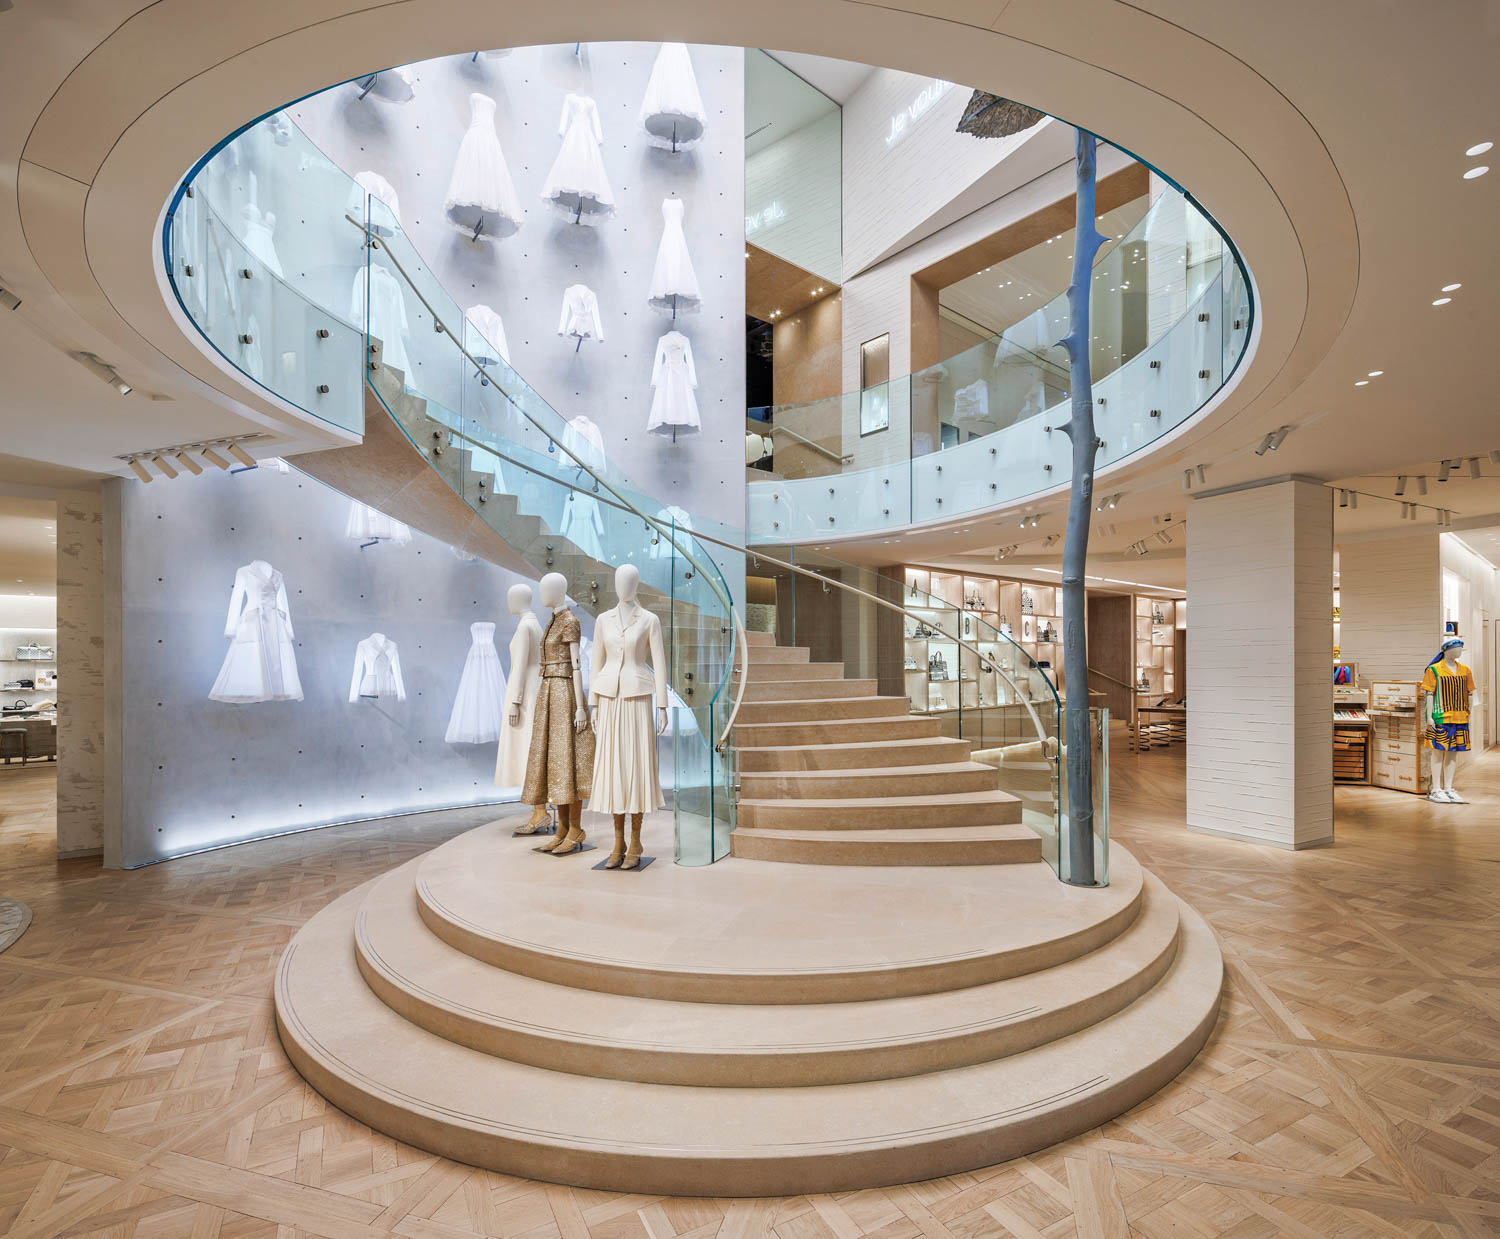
[127,459,153,484]
[1395,475,1407,496]
[1438,460,1454,482]
[1155,530,1173,545]
[1093,492,1122,512]
[152,455,178,480]
[200,446,231,471]
[1491,449,1500,465]
[1043,533,1060,548]
[1417,475,1428,495]
[228,441,257,468]
[117,436,265,482]
[72,351,132,396]
[174,451,204,477]
[1349,491,1358,509]
[1470,457,1483,479]
[1255,425,1292,455]
[0,283,20,312]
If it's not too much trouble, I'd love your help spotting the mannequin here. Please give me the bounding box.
[521,572,594,854]
[1421,636,1479,803]
[589,564,668,869]
[497,584,549,832]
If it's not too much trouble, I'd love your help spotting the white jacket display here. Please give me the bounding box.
[557,284,604,341]
[589,604,668,706]
[647,330,700,435]
[349,632,407,702]
[209,560,303,703]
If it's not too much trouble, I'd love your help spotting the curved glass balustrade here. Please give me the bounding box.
[163,108,739,865]
[748,178,1252,542]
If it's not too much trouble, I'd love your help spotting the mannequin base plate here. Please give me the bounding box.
[535,843,597,856]
[592,855,656,872]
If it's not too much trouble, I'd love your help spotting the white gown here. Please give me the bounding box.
[351,265,411,376]
[445,621,507,743]
[348,170,402,235]
[557,284,604,342]
[209,561,303,703]
[349,633,407,702]
[647,197,700,314]
[541,93,616,224]
[444,93,523,240]
[647,331,700,436]
[639,43,707,150]
[560,491,606,560]
[495,612,542,786]
[240,204,283,278]
[345,500,412,545]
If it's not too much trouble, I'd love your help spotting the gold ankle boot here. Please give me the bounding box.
[605,820,626,869]
[621,819,644,870]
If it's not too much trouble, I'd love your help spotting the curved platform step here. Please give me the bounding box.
[729,823,1041,866]
[355,863,1179,1087]
[276,875,1222,1197]
[412,822,1141,1002]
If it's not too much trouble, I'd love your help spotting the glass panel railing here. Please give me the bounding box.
[747,160,1252,540]
[168,109,738,865]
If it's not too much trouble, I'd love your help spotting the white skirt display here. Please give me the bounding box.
[495,670,541,787]
[590,694,664,815]
[446,622,507,744]
[445,93,523,240]
[542,93,616,224]
[345,500,412,545]
[647,197,701,314]
[639,43,707,150]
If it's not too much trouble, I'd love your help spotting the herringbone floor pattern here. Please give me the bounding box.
[1,744,1498,1238]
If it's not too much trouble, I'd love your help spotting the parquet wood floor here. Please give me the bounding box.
[1,746,1498,1238]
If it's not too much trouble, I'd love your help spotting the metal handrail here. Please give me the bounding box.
[768,423,848,464]
[715,608,751,753]
[343,211,735,622]
[1086,665,1135,691]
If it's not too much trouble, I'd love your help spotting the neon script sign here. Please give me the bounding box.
[745,200,787,236]
[885,78,954,146]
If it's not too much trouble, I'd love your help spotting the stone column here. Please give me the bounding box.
[1187,477,1333,848]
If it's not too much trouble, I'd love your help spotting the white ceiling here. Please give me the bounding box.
[745,49,840,156]
[763,51,876,105]
[0,1,1496,581]
[0,496,58,594]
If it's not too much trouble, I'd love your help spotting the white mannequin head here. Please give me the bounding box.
[1442,637,1464,666]
[615,563,640,605]
[506,583,532,615]
[539,572,568,609]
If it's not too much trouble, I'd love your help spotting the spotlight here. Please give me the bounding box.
[72,351,132,395]
[200,446,231,471]
[174,451,204,477]
[0,283,20,312]
[1338,490,1349,508]
[227,441,256,468]
[1254,425,1292,456]
[1470,457,1482,479]
[1490,449,1500,465]
[151,455,178,480]
[1395,476,1407,497]
[1044,533,1060,548]
[1439,460,1453,482]
[1182,470,1194,491]
[1349,491,1358,509]
[126,458,153,484]
[1417,475,1428,495]
[1155,530,1172,545]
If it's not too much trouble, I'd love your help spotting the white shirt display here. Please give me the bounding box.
[557,284,604,342]
[541,93,616,224]
[345,500,412,545]
[590,604,669,705]
[351,265,411,376]
[563,415,607,472]
[445,621,507,744]
[649,504,694,559]
[639,43,707,150]
[348,170,402,234]
[464,304,510,367]
[349,633,407,703]
[209,560,303,704]
[444,92,523,240]
[647,197,701,314]
[647,330,700,436]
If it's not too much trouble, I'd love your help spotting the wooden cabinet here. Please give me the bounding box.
[1368,709,1429,794]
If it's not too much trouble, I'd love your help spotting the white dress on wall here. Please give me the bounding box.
[541,93,616,224]
[240,204,283,278]
[462,304,512,490]
[647,197,700,314]
[349,633,407,702]
[560,491,606,560]
[345,500,412,545]
[557,284,604,342]
[647,330,700,437]
[444,93,524,240]
[639,43,707,151]
[351,265,411,376]
[445,621,507,743]
[495,611,542,786]
[348,170,402,235]
[209,560,303,704]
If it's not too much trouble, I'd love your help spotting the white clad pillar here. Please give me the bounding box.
[1187,477,1333,848]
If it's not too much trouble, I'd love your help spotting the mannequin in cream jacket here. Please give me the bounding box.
[589,564,668,868]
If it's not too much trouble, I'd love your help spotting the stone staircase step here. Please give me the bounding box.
[736,736,973,772]
[729,824,1044,866]
[737,788,1023,831]
[741,678,874,702]
[740,761,1000,800]
[736,695,912,724]
[733,715,945,745]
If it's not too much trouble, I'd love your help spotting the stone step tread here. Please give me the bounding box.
[276,881,1222,1195]
[354,866,1181,1087]
[738,788,1022,810]
[730,823,1041,847]
[737,738,970,756]
[744,762,998,782]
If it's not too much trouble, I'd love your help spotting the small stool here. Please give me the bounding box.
[0,728,28,765]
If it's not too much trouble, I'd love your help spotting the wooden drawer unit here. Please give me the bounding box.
[1371,681,1419,710]
[1367,709,1429,793]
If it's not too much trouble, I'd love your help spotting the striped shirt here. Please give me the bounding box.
[1420,661,1476,724]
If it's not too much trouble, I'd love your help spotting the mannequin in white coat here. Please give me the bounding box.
[589,564,668,868]
[524,572,595,855]
[498,583,550,833]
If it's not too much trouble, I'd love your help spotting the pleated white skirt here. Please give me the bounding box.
[589,694,663,815]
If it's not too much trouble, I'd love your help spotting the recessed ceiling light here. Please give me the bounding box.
[1466,142,1493,156]
[1433,297,1452,306]
[1354,380,1368,387]
[1441,283,1462,292]
[1367,370,1383,377]
[1463,166,1489,179]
